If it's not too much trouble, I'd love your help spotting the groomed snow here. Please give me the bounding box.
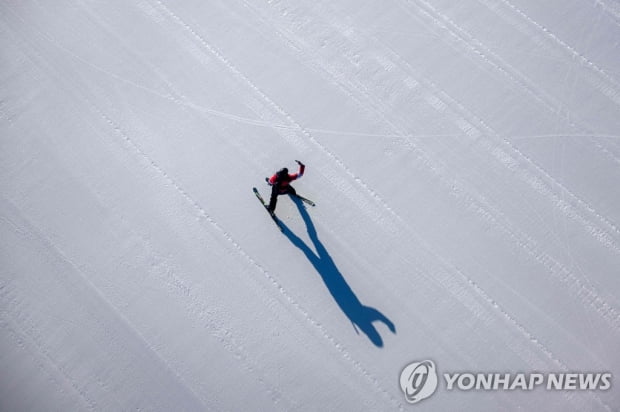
[1,0,619,410]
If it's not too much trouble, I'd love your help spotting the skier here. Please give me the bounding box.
[267,160,305,214]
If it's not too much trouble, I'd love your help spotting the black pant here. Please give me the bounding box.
[268,185,296,212]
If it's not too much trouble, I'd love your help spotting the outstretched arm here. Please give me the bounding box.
[292,160,305,180]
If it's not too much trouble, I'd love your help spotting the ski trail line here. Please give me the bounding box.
[474,0,620,162]
[399,0,620,168]
[397,0,620,204]
[0,314,98,412]
[397,233,612,411]
[485,0,620,107]
[0,197,208,411]
[594,0,620,27]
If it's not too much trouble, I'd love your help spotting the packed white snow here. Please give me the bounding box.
[1,0,619,410]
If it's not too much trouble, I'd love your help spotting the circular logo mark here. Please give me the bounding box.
[400,360,438,404]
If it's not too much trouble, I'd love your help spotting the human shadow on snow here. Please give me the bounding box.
[279,196,396,347]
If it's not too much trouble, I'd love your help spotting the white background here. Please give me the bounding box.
[1,0,619,410]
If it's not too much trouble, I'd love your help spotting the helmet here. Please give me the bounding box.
[278,167,289,176]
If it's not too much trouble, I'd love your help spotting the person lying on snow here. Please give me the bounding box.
[267,160,305,214]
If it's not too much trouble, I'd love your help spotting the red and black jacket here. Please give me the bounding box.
[268,163,305,191]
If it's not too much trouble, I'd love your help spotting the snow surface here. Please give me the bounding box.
[1,0,620,410]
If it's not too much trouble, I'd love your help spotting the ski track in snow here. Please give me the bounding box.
[393,0,620,248]
[595,0,620,28]
[0,198,208,411]
[400,0,620,166]
[495,0,620,107]
[0,291,98,412]
[474,0,620,158]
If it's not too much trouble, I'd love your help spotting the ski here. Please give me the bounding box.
[253,187,283,231]
[293,194,315,207]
